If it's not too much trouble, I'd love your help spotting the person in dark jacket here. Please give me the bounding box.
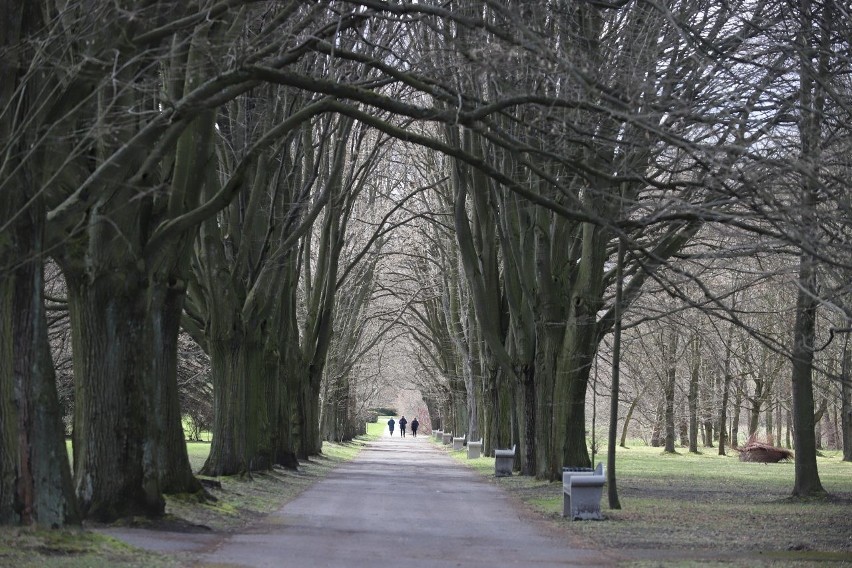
[411,418,419,437]
[398,416,407,437]
[387,417,395,436]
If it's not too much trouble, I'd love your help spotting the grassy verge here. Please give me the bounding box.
[434,438,852,567]
[0,423,384,567]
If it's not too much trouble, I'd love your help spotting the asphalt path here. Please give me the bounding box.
[107,430,612,567]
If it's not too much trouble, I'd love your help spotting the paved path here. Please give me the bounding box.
[109,432,612,567]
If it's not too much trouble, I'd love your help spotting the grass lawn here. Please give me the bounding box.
[438,438,852,567]
[3,423,384,567]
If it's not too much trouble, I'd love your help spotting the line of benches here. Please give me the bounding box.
[431,432,605,521]
[432,430,483,458]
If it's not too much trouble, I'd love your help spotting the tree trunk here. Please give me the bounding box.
[297,367,323,458]
[620,395,640,448]
[67,270,163,520]
[718,372,732,456]
[718,317,735,456]
[789,257,825,495]
[534,318,559,477]
[766,395,775,445]
[0,0,79,528]
[842,337,852,461]
[688,335,700,453]
[786,409,792,449]
[200,337,270,476]
[731,385,742,448]
[788,0,827,497]
[748,390,761,438]
[482,368,500,455]
[650,399,663,448]
[0,200,80,526]
[516,365,536,475]
[663,329,679,453]
[147,283,202,493]
[607,238,624,509]
[275,357,299,470]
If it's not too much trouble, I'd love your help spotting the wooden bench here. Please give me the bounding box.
[562,463,605,520]
[452,435,466,451]
[467,438,483,459]
[442,432,453,445]
[493,445,516,477]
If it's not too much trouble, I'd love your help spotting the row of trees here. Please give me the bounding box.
[384,0,852,495]
[1,0,849,529]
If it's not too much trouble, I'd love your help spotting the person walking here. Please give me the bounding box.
[387,417,395,436]
[398,416,407,437]
[411,417,419,437]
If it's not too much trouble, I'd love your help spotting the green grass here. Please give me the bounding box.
[366,418,387,439]
[0,528,177,567]
[436,439,852,567]
[185,441,210,473]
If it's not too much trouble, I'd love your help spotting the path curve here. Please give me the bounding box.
[110,431,613,567]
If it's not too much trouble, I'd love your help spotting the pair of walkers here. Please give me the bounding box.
[387,416,419,437]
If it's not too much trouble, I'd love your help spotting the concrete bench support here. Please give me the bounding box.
[493,445,516,477]
[452,435,466,451]
[433,429,443,441]
[442,432,453,445]
[562,463,605,520]
[467,439,483,459]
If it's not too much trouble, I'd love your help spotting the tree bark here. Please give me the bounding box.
[0,1,80,527]
[200,337,273,476]
[66,269,163,520]
[718,316,736,456]
[789,0,827,497]
[663,329,679,453]
[147,282,202,493]
[842,336,852,461]
[688,334,700,453]
[0,200,80,526]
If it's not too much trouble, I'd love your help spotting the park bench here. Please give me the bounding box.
[467,438,483,459]
[433,429,443,441]
[562,462,605,520]
[442,432,453,445]
[493,445,516,477]
[452,435,466,451]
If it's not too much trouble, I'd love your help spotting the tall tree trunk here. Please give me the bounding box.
[147,282,202,493]
[766,395,775,445]
[748,375,769,440]
[650,399,663,448]
[516,365,536,475]
[275,356,299,470]
[66,270,163,520]
[790,255,825,495]
[718,316,736,456]
[534,318,559,476]
[842,336,852,461]
[297,366,323,458]
[606,238,624,509]
[688,335,700,453]
[789,0,827,497]
[0,0,79,528]
[0,200,80,526]
[620,395,640,448]
[731,386,742,448]
[663,329,679,453]
[200,337,269,475]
